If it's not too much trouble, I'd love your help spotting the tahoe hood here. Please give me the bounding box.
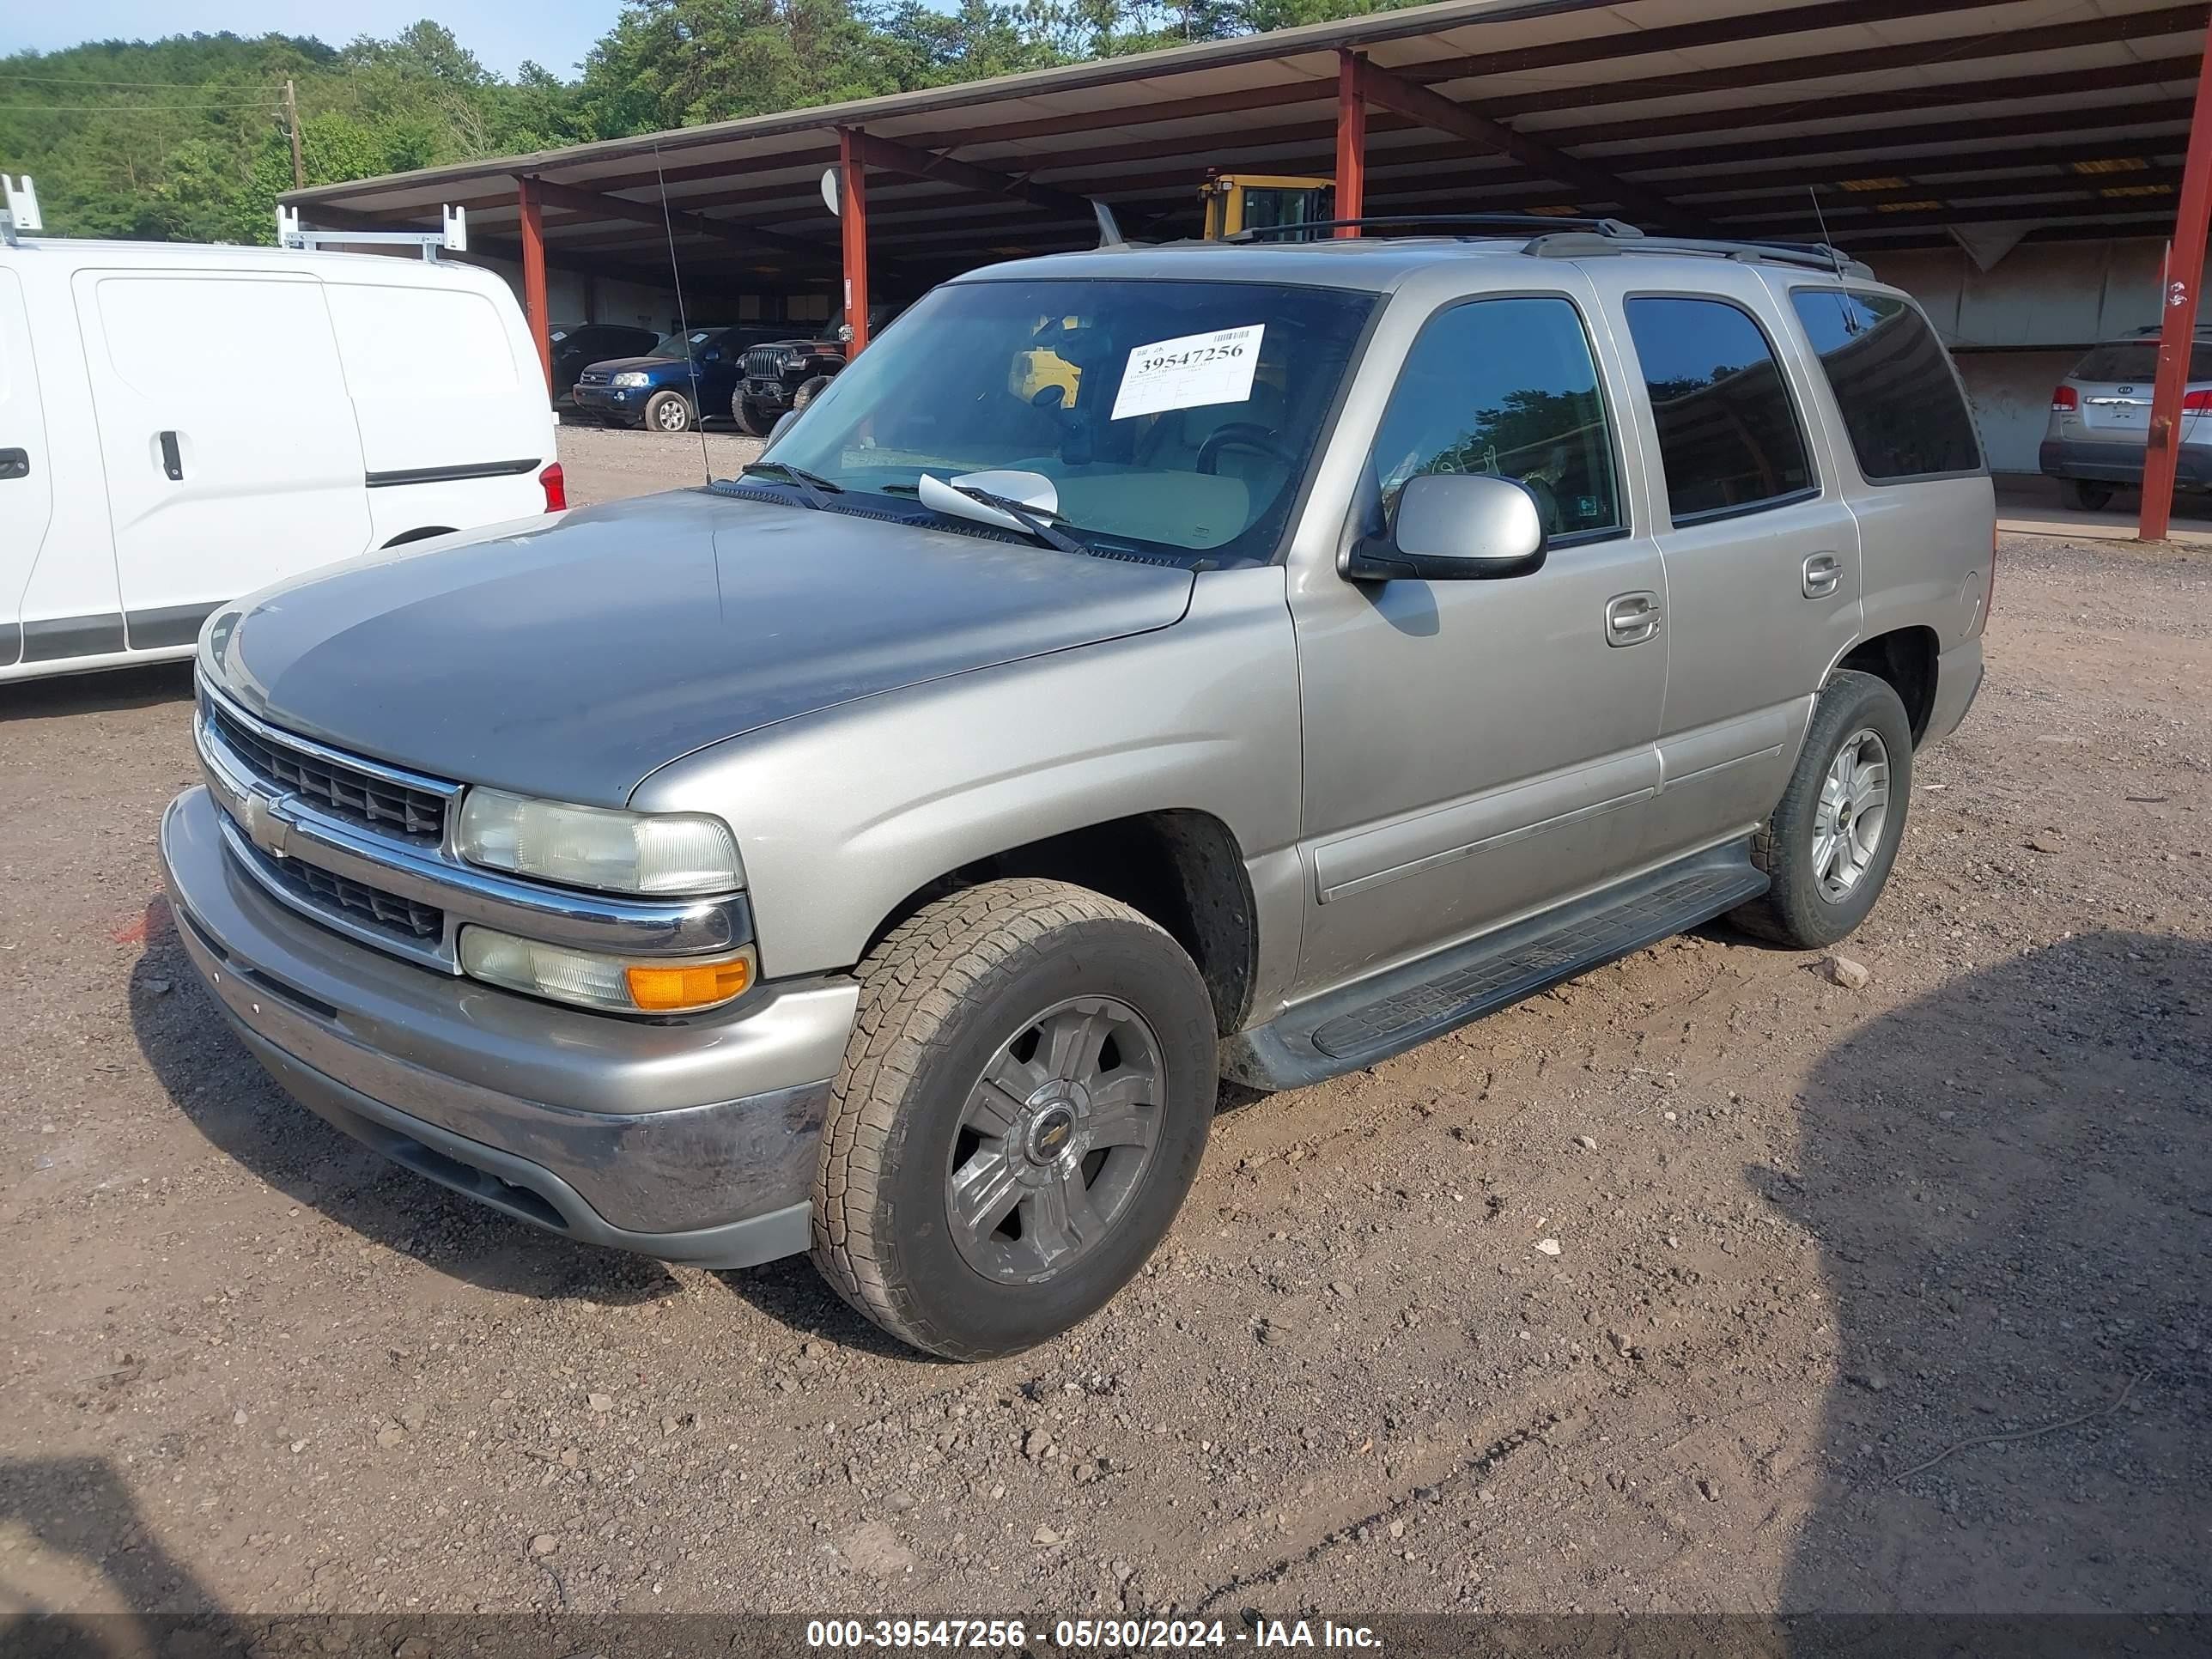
[204,489,1194,807]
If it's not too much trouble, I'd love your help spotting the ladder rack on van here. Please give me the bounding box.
[1,175,42,246]
[276,204,468,260]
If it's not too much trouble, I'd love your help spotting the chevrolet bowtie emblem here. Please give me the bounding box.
[243,787,289,859]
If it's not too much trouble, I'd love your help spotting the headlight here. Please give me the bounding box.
[455,788,743,895]
[459,926,755,1015]
[611,371,651,388]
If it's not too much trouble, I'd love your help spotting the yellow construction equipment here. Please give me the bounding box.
[1200,173,1334,240]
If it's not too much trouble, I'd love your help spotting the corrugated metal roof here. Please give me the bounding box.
[281,0,2207,291]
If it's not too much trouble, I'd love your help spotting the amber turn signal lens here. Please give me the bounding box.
[623,954,753,1012]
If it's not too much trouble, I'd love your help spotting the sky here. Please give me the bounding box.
[3,1,622,80]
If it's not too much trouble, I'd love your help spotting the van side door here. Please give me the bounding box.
[73,268,370,647]
[1288,279,1669,992]
[0,267,54,668]
[323,277,552,540]
[1581,264,1864,856]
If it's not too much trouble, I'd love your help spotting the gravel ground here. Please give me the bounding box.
[1,428,2207,1623]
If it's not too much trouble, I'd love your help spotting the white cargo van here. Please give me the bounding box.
[0,235,562,682]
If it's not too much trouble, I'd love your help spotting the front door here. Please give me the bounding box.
[0,268,54,666]
[73,268,369,648]
[1289,285,1669,992]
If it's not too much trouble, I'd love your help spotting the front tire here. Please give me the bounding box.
[645,390,694,434]
[731,395,774,436]
[811,878,1216,1360]
[1731,670,1913,949]
[793,374,835,412]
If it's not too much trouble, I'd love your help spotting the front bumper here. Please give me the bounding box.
[2039,436,2212,489]
[738,378,795,411]
[570,385,644,421]
[159,786,857,1267]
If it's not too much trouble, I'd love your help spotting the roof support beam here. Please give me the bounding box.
[517,174,847,268]
[847,129,1097,222]
[1335,51,1367,235]
[1351,57,1695,231]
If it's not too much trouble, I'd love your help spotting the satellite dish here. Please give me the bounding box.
[821,166,842,218]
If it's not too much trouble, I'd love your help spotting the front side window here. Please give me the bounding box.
[1790,289,1983,481]
[1624,296,1813,523]
[769,277,1376,563]
[1368,295,1621,541]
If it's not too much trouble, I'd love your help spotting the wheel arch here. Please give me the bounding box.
[1828,625,1940,744]
[861,809,1260,1038]
[381,525,458,549]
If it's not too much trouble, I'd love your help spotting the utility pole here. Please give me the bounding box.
[283,79,305,191]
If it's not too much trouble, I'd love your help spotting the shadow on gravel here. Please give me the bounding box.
[0,660,192,724]
[0,1454,222,1618]
[126,899,681,1309]
[1771,931,2210,1615]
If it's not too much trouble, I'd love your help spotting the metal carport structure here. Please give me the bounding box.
[280,0,2212,538]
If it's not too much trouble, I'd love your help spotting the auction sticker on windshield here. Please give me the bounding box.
[1111,324,1265,420]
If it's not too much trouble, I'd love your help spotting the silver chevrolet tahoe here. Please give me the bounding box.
[161,222,1991,1359]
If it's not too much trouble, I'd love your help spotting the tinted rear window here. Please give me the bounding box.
[2069,342,2212,382]
[1790,289,1982,480]
[1623,296,1813,522]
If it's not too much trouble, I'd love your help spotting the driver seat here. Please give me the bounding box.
[1140,381,1291,507]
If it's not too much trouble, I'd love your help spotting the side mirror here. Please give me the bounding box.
[768,410,799,445]
[1340,471,1548,583]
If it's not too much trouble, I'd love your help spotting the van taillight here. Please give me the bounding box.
[2185,390,2212,413]
[540,462,567,513]
[2051,385,2079,412]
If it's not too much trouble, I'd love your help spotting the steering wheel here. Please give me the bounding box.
[1196,422,1297,475]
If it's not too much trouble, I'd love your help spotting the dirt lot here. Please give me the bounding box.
[3,423,2208,1626]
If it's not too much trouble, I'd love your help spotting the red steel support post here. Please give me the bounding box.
[2139,9,2212,541]
[1335,52,1367,237]
[838,128,871,356]
[516,175,551,394]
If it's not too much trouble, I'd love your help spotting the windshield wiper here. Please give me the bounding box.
[736,460,842,509]
[887,479,1091,556]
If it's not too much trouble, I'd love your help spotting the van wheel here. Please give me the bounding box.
[645,391,694,434]
[793,375,835,412]
[731,396,773,437]
[2066,479,2116,512]
[811,878,1216,1361]
[1731,670,1913,950]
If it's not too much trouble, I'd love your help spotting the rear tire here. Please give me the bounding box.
[1731,670,1913,950]
[811,878,1216,1360]
[645,391,694,434]
[2067,479,2116,512]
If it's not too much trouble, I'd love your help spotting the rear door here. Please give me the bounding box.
[74,267,370,645]
[324,276,546,481]
[0,267,54,666]
[1583,269,1863,854]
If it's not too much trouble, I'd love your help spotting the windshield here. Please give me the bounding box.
[764,278,1376,562]
[650,327,722,358]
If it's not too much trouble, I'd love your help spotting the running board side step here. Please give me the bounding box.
[1221,844,1768,1091]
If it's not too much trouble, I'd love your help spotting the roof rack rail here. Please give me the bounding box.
[1231,213,1644,243]
[1526,229,1874,278]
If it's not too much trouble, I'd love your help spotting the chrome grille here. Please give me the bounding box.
[576,368,611,386]
[743,346,789,379]
[210,702,446,842]
[267,854,445,942]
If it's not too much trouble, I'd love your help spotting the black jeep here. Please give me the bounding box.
[731,337,848,435]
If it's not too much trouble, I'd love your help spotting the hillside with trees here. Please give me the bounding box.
[2,0,1416,246]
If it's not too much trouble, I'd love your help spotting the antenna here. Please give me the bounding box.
[653,141,713,486]
[1806,185,1861,335]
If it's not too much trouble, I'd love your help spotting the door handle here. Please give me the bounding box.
[1802,551,1842,599]
[1605,590,1662,647]
[158,430,183,482]
[0,447,26,481]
